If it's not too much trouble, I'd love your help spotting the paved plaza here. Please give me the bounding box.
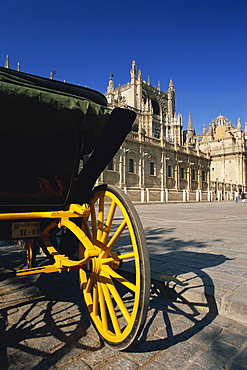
[138,201,247,325]
[0,201,247,369]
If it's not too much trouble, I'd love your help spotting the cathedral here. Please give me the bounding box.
[100,61,247,202]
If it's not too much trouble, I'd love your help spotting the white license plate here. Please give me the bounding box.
[12,221,41,239]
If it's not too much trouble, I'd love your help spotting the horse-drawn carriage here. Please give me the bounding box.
[0,67,150,350]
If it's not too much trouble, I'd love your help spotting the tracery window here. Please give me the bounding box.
[151,99,160,115]
[152,123,160,138]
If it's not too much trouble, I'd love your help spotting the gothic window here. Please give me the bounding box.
[167,165,173,178]
[131,124,138,132]
[180,167,185,179]
[202,171,206,182]
[129,158,135,173]
[107,159,114,171]
[151,99,160,115]
[152,123,160,138]
[150,162,155,176]
[192,169,196,181]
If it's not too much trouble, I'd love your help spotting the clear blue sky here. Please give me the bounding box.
[1,0,246,135]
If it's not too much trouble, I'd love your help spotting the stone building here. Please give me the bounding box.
[198,115,247,199]
[98,61,211,202]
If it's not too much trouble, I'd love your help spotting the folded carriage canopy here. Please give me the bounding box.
[0,67,136,210]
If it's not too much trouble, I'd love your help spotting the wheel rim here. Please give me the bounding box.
[26,240,33,268]
[79,189,142,344]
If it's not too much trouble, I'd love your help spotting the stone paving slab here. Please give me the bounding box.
[0,201,247,369]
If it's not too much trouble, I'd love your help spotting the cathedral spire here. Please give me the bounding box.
[186,112,194,146]
[188,112,193,131]
[4,55,10,68]
[138,69,142,81]
[49,70,56,80]
[130,60,137,82]
[168,79,174,90]
[237,117,241,131]
[167,79,175,120]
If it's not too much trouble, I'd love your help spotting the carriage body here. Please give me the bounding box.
[0,67,150,350]
[0,67,109,211]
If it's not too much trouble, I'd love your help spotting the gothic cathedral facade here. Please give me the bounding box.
[99,61,247,202]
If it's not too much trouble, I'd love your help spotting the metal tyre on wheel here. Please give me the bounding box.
[79,184,150,350]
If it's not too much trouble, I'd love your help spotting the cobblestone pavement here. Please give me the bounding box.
[1,201,247,369]
[138,201,247,325]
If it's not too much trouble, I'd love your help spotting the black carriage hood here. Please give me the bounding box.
[0,67,111,144]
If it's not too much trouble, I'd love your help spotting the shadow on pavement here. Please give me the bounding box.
[144,225,219,251]
[128,250,229,354]
[0,245,103,370]
[0,240,230,366]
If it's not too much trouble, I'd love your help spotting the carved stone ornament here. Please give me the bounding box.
[142,85,167,117]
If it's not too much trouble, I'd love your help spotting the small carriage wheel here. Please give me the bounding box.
[25,239,39,268]
[79,184,150,350]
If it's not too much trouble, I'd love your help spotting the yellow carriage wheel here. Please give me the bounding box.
[25,240,32,268]
[79,184,150,350]
[25,239,39,268]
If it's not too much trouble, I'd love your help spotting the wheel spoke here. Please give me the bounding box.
[100,276,121,336]
[79,269,87,285]
[90,203,97,244]
[102,265,137,292]
[101,200,117,244]
[101,251,135,264]
[97,195,104,242]
[93,279,99,316]
[102,271,131,323]
[82,219,93,243]
[104,220,127,256]
[98,279,108,332]
[85,272,96,293]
